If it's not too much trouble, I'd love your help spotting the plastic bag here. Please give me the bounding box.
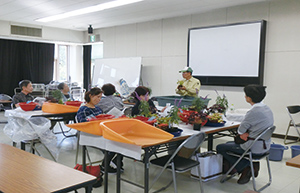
[3,116,58,159]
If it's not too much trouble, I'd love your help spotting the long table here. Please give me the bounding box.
[286,154,300,168]
[0,143,96,193]
[78,121,240,193]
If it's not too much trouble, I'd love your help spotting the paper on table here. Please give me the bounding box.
[107,107,123,118]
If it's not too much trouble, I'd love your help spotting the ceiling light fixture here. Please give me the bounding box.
[36,0,144,22]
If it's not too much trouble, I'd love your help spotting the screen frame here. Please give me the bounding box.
[187,20,267,86]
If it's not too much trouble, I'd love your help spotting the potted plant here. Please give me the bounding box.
[177,80,184,89]
[207,91,228,114]
[189,96,206,112]
[188,111,208,131]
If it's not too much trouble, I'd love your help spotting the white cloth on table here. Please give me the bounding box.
[79,132,142,160]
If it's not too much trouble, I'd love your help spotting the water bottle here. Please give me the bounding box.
[119,78,130,96]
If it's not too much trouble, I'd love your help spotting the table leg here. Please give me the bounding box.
[21,141,26,151]
[116,154,121,193]
[207,134,213,151]
[144,147,150,193]
[82,145,87,172]
[85,184,93,193]
[104,150,108,193]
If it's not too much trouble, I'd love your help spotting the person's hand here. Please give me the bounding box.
[179,86,186,90]
[240,133,249,141]
[161,106,167,112]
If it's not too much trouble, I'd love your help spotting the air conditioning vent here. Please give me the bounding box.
[11,25,42,37]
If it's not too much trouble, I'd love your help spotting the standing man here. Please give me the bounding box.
[175,67,201,97]
[12,80,34,108]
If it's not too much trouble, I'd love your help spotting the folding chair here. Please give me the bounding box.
[284,106,300,144]
[150,132,206,193]
[0,94,12,111]
[9,117,57,162]
[74,116,103,165]
[220,126,276,192]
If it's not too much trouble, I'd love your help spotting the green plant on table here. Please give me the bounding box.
[190,97,206,113]
[51,90,63,104]
[168,98,183,127]
[138,100,151,117]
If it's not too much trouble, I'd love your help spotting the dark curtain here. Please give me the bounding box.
[83,45,92,91]
[0,39,54,96]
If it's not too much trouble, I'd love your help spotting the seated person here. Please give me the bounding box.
[175,67,200,97]
[216,85,274,184]
[12,80,34,108]
[131,86,157,117]
[97,83,124,113]
[57,82,73,102]
[76,87,122,173]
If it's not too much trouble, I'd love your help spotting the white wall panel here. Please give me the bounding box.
[160,56,186,95]
[95,27,116,58]
[137,20,162,57]
[162,15,191,56]
[268,0,300,52]
[140,57,162,97]
[115,24,137,57]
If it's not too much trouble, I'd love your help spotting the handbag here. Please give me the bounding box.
[74,164,103,187]
[234,134,247,144]
[190,151,223,182]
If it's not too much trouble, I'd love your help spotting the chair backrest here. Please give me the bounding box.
[171,132,206,160]
[287,106,300,114]
[0,94,12,101]
[287,106,300,126]
[123,107,132,116]
[71,88,86,101]
[244,126,276,152]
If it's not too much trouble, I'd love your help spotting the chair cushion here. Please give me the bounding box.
[151,155,199,172]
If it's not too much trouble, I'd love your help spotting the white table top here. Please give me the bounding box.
[79,121,240,160]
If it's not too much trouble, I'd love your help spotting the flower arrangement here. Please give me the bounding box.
[207,91,228,114]
[46,90,63,104]
[188,111,208,125]
[207,113,224,123]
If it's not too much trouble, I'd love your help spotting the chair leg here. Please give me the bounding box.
[40,143,57,162]
[250,154,272,192]
[196,164,204,193]
[171,162,177,193]
[284,121,300,144]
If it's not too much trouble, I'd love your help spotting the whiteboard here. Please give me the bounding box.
[92,57,142,94]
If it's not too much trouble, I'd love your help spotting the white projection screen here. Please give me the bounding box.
[188,20,267,86]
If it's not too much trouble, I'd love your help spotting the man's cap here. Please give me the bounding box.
[179,67,193,73]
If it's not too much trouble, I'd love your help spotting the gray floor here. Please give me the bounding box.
[0,111,299,193]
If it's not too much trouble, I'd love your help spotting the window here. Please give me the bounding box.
[91,42,104,79]
[54,44,69,81]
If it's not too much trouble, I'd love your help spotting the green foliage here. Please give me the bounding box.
[51,90,63,104]
[191,97,205,113]
[216,95,228,109]
[169,106,180,125]
[138,100,151,117]
[177,80,184,85]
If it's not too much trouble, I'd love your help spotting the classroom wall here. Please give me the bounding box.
[0,20,85,86]
[0,20,85,43]
[93,0,300,136]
